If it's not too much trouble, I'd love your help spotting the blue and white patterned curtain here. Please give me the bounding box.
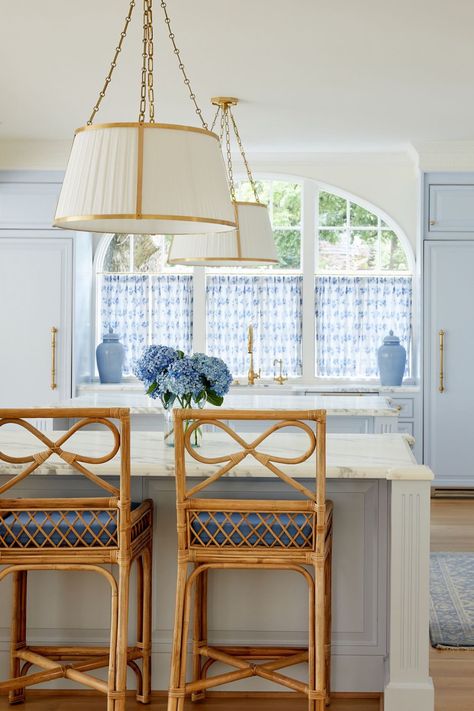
[206,275,303,377]
[315,275,412,377]
[151,275,193,353]
[99,274,193,374]
[99,275,149,374]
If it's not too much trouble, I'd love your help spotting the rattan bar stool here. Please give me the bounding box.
[0,408,153,711]
[168,408,333,711]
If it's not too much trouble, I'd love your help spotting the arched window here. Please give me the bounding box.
[95,178,413,381]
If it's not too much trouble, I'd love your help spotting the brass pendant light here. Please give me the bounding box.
[168,97,278,265]
[54,0,236,235]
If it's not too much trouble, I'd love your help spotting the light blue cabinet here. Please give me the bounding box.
[426,174,474,237]
[424,174,474,486]
[424,239,474,486]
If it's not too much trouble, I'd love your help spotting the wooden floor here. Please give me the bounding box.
[0,694,379,711]
[0,499,472,710]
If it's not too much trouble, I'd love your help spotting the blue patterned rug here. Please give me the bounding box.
[430,552,474,649]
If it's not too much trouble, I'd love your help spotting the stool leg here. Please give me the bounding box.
[139,545,152,704]
[314,559,326,711]
[168,560,189,711]
[191,565,207,702]
[135,554,145,701]
[176,571,196,711]
[112,562,131,711]
[325,540,333,707]
[9,571,27,705]
[308,570,316,711]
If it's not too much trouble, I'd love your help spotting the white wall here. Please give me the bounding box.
[0,140,419,251]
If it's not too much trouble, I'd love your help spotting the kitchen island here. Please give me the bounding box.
[0,428,433,710]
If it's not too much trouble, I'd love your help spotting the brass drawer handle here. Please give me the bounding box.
[438,329,445,393]
[51,327,58,390]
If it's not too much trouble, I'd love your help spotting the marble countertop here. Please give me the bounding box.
[0,431,431,481]
[51,393,398,417]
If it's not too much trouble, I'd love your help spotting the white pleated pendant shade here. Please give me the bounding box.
[168,201,278,265]
[53,123,237,234]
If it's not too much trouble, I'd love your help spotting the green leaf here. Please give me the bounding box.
[206,390,224,407]
[147,382,158,395]
[162,391,176,409]
[176,350,185,359]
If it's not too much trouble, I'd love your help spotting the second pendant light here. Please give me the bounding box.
[168,97,278,266]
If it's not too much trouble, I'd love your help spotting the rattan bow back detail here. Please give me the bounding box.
[176,410,325,503]
[0,411,124,497]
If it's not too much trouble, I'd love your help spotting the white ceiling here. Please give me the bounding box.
[1,0,474,151]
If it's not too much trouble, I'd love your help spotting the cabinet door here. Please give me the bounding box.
[424,241,474,485]
[0,236,72,405]
[429,185,474,233]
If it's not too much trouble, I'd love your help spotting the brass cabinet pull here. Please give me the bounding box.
[438,329,445,393]
[50,327,58,390]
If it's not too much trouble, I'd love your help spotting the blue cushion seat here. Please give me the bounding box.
[0,503,141,548]
[190,511,313,548]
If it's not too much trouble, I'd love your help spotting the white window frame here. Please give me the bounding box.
[93,174,415,384]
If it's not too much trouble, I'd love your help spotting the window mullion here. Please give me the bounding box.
[193,266,206,353]
[302,180,316,380]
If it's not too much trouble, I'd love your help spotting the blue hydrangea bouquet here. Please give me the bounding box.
[133,345,232,446]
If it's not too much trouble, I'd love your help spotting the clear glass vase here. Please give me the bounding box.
[163,405,203,448]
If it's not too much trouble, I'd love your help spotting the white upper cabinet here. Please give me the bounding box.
[0,181,61,229]
[429,184,474,233]
[0,234,73,405]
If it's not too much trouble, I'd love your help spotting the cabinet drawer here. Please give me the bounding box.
[429,184,474,233]
[390,397,414,418]
[397,421,414,436]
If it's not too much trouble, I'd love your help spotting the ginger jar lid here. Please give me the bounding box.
[383,330,400,345]
[102,327,120,342]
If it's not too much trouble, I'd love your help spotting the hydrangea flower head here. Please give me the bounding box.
[163,357,205,398]
[191,353,233,397]
[133,345,178,386]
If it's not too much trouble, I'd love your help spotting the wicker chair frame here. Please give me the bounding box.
[168,409,333,711]
[0,408,153,711]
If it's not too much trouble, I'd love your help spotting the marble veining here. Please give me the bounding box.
[0,431,431,481]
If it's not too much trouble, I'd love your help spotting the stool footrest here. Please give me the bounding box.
[207,644,308,659]
[188,644,311,695]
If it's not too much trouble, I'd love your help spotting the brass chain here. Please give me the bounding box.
[229,107,260,203]
[139,0,155,122]
[160,0,208,129]
[223,108,236,201]
[87,0,207,129]
[87,0,137,125]
[210,106,221,134]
